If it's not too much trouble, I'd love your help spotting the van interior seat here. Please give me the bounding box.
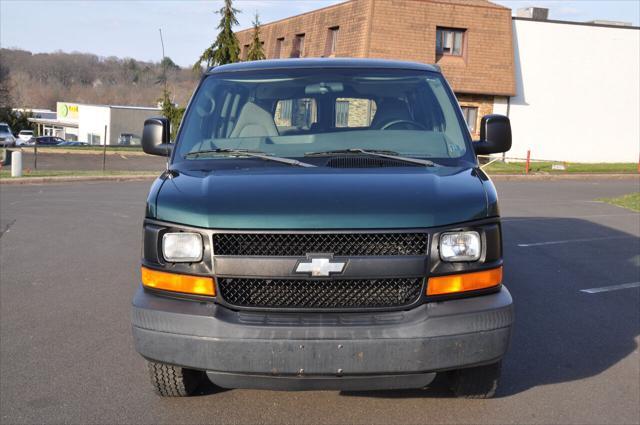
[371,98,412,129]
[230,102,279,138]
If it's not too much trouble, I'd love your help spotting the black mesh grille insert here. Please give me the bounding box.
[326,156,420,168]
[213,233,428,256]
[218,278,423,309]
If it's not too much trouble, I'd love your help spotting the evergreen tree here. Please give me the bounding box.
[246,13,266,61]
[194,0,241,71]
[159,89,185,141]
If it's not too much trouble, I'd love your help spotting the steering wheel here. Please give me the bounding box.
[381,120,427,130]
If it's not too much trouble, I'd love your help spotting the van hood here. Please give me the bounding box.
[152,166,493,230]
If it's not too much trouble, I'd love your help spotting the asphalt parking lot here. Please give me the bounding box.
[1,177,638,424]
[15,150,166,172]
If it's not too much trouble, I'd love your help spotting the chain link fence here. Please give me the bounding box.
[1,146,166,176]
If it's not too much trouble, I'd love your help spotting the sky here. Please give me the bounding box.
[1,0,639,67]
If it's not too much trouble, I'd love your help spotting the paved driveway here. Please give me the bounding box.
[0,178,638,424]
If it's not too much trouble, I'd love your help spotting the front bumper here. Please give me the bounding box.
[132,286,513,390]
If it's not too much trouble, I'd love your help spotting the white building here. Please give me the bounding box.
[30,102,161,145]
[503,11,640,163]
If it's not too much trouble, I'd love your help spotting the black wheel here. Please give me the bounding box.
[448,361,502,399]
[147,361,206,397]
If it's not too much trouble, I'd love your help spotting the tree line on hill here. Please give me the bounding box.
[0,48,197,111]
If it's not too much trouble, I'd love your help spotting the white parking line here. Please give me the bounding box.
[518,236,637,247]
[580,282,640,294]
[502,213,638,223]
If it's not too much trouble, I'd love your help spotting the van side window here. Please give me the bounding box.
[274,98,317,131]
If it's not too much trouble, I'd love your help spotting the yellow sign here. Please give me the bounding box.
[57,103,80,121]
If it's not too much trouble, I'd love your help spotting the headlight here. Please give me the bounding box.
[439,231,481,262]
[162,232,203,262]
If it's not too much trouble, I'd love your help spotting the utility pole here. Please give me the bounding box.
[159,28,167,94]
[102,125,107,171]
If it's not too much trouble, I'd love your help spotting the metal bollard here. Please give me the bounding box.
[11,151,22,177]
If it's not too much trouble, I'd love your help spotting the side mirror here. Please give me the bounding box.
[142,117,172,156]
[474,114,512,155]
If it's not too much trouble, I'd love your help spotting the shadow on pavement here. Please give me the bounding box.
[341,217,640,399]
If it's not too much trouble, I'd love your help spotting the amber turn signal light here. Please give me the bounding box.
[427,267,502,296]
[141,266,215,296]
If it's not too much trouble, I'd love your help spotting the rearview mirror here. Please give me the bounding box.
[305,82,344,95]
[473,114,512,155]
[142,117,172,157]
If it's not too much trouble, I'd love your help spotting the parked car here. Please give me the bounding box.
[57,141,89,146]
[34,136,66,146]
[133,59,513,398]
[17,130,34,143]
[16,137,35,146]
[0,123,16,147]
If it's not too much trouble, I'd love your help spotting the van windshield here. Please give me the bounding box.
[175,68,471,164]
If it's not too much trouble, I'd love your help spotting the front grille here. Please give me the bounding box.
[217,277,423,309]
[213,233,428,256]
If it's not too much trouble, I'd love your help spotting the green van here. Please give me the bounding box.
[132,59,513,398]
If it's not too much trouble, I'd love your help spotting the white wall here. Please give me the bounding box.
[78,105,111,145]
[510,20,640,163]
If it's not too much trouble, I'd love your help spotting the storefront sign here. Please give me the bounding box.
[57,102,80,122]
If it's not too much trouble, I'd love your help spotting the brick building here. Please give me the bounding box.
[236,0,516,137]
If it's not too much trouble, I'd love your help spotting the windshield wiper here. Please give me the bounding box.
[184,148,316,168]
[305,148,435,167]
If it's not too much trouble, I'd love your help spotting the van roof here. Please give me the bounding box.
[208,58,440,74]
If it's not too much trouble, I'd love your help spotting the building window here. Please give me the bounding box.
[461,106,478,133]
[274,98,317,129]
[275,37,284,59]
[242,44,249,60]
[326,26,339,56]
[436,27,465,56]
[335,98,377,128]
[87,133,101,145]
[292,34,305,58]
[335,100,349,127]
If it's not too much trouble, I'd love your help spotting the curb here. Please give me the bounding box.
[0,174,158,185]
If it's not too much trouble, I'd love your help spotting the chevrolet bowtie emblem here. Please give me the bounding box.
[295,255,346,277]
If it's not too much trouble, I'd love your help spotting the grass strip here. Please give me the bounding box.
[484,161,637,174]
[598,193,640,212]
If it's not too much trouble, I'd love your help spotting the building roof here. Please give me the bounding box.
[209,58,441,74]
[57,102,160,111]
[513,16,640,30]
[419,0,508,9]
[236,0,507,34]
[28,117,79,128]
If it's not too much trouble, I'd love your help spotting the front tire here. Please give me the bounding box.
[448,361,502,399]
[147,361,206,397]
